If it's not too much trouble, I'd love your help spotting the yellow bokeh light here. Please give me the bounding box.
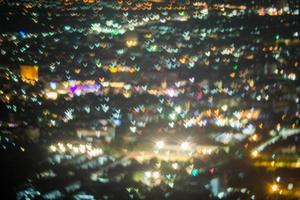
[20,65,39,83]
[251,150,259,158]
[126,39,138,47]
[271,184,279,192]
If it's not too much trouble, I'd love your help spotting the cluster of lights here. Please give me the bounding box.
[49,142,103,158]
[153,140,219,157]
[155,140,192,151]
[1,0,299,199]
[44,80,187,100]
[142,171,161,187]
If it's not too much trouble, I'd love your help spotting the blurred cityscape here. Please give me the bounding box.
[0,0,300,199]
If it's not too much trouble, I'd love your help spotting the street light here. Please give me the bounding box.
[251,150,259,158]
[271,183,279,192]
[180,142,190,151]
[155,140,165,150]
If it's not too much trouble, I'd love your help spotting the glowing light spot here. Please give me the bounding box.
[155,141,164,150]
[233,64,238,71]
[191,168,199,176]
[180,142,190,151]
[251,150,259,158]
[271,184,279,192]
